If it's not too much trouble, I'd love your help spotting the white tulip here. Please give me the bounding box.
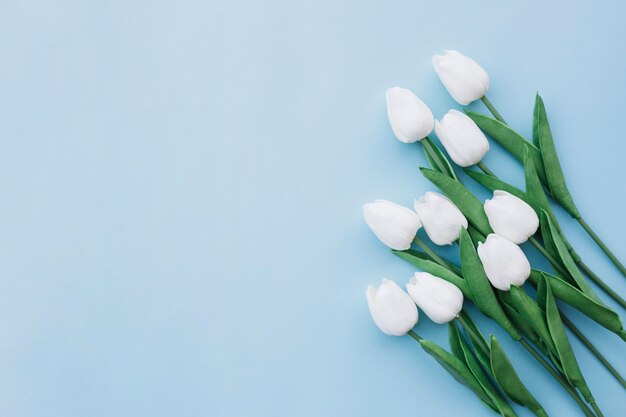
[385,87,434,143]
[406,272,463,324]
[366,279,419,336]
[363,200,421,250]
[484,190,539,244]
[434,109,490,167]
[414,192,468,245]
[432,50,489,105]
[477,234,531,291]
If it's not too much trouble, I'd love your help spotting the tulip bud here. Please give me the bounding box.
[366,279,419,336]
[406,272,463,324]
[385,87,434,143]
[484,190,539,244]
[432,50,489,105]
[477,234,531,291]
[363,200,421,250]
[414,192,468,245]
[434,109,490,167]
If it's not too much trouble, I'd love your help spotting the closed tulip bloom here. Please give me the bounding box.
[434,109,490,167]
[414,192,468,245]
[406,272,463,324]
[366,279,419,336]
[484,190,539,244]
[363,200,421,250]
[432,50,489,105]
[386,87,434,143]
[477,234,531,291]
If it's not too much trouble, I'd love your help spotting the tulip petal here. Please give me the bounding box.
[366,279,418,336]
[385,87,434,143]
[414,192,468,245]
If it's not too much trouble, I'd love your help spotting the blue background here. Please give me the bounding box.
[1,1,625,416]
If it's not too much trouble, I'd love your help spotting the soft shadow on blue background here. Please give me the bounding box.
[1,1,625,416]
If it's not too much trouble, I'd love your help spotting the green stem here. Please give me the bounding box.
[407,329,423,342]
[560,314,626,389]
[577,260,626,310]
[518,339,597,417]
[576,216,626,278]
[475,161,496,177]
[480,95,507,124]
[413,237,452,270]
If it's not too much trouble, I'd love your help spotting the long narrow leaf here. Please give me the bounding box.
[419,339,497,409]
[466,112,547,184]
[540,210,600,303]
[460,229,520,340]
[490,335,547,416]
[538,277,592,401]
[463,169,527,200]
[529,270,625,335]
[534,95,579,217]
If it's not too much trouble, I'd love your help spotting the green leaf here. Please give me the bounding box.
[490,335,547,416]
[498,292,543,348]
[466,112,547,184]
[422,137,458,181]
[393,248,462,275]
[539,210,601,303]
[459,229,520,340]
[508,286,559,364]
[534,95,579,218]
[419,339,497,410]
[532,96,541,149]
[449,321,466,361]
[541,276,592,401]
[392,250,471,299]
[457,312,491,371]
[529,270,625,335]
[420,168,492,236]
[463,168,527,200]
[451,323,518,417]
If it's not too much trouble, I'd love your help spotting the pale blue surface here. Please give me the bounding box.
[1,1,625,416]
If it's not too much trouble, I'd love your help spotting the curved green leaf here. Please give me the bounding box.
[457,312,491,371]
[393,248,462,275]
[449,321,466,361]
[529,270,624,335]
[490,335,547,416]
[541,276,592,401]
[420,168,492,236]
[422,137,458,181]
[453,325,518,417]
[465,112,547,184]
[419,339,497,409]
[534,95,579,218]
[392,250,470,298]
[460,229,520,340]
[498,292,542,348]
[508,286,558,362]
[463,168,527,200]
[524,146,556,233]
[540,210,600,302]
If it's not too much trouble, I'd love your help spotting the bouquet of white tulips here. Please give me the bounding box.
[362,50,626,417]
